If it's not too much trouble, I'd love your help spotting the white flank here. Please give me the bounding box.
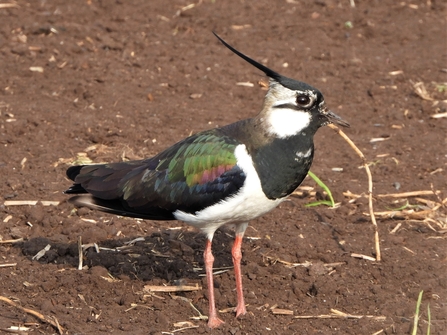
[267,108,311,138]
[174,144,283,240]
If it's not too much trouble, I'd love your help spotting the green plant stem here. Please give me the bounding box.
[306,171,335,207]
[412,290,424,335]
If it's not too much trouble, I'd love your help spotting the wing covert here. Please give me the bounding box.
[69,130,247,217]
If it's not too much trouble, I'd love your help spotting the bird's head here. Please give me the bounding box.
[213,33,349,139]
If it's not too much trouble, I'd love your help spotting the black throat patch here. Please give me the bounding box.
[251,134,315,199]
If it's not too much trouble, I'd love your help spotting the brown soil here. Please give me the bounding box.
[1,1,446,334]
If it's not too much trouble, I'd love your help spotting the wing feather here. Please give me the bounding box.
[66,130,246,219]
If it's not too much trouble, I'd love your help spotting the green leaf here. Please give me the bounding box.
[306,171,335,207]
[305,200,333,208]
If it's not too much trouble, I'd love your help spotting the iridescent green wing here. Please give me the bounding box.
[68,130,246,217]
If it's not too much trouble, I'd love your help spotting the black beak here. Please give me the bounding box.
[325,110,350,128]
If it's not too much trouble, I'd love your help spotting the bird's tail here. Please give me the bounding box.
[68,195,176,221]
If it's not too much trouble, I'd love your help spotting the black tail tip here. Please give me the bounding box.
[64,184,87,194]
[66,165,84,181]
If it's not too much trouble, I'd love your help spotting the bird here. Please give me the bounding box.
[65,32,349,328]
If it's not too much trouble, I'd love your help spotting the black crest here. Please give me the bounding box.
[213,32,315,92]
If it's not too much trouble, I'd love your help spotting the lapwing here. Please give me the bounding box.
[65,33,349,328]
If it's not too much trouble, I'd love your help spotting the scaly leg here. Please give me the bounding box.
[232,224,247,317]
[204,239,225,328]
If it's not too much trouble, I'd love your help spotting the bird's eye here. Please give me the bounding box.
[296,94,312,107]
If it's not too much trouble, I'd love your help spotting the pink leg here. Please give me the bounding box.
[204,239,225,328]
[232,234,247,317]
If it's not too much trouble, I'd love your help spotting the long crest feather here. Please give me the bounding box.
[213,32,315,92]
[213,32,282,81]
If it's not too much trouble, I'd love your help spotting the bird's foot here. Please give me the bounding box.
[235,304,247,318]
[207,315,225,328]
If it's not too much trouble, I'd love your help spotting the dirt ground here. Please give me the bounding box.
[0,0,446,334]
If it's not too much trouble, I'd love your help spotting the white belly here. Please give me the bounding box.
[174,144,284,239]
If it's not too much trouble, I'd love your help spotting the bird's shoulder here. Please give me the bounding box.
[153,128,242,185]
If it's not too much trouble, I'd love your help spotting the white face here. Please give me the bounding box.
[264,83,321,138]
[267,107,311,138]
